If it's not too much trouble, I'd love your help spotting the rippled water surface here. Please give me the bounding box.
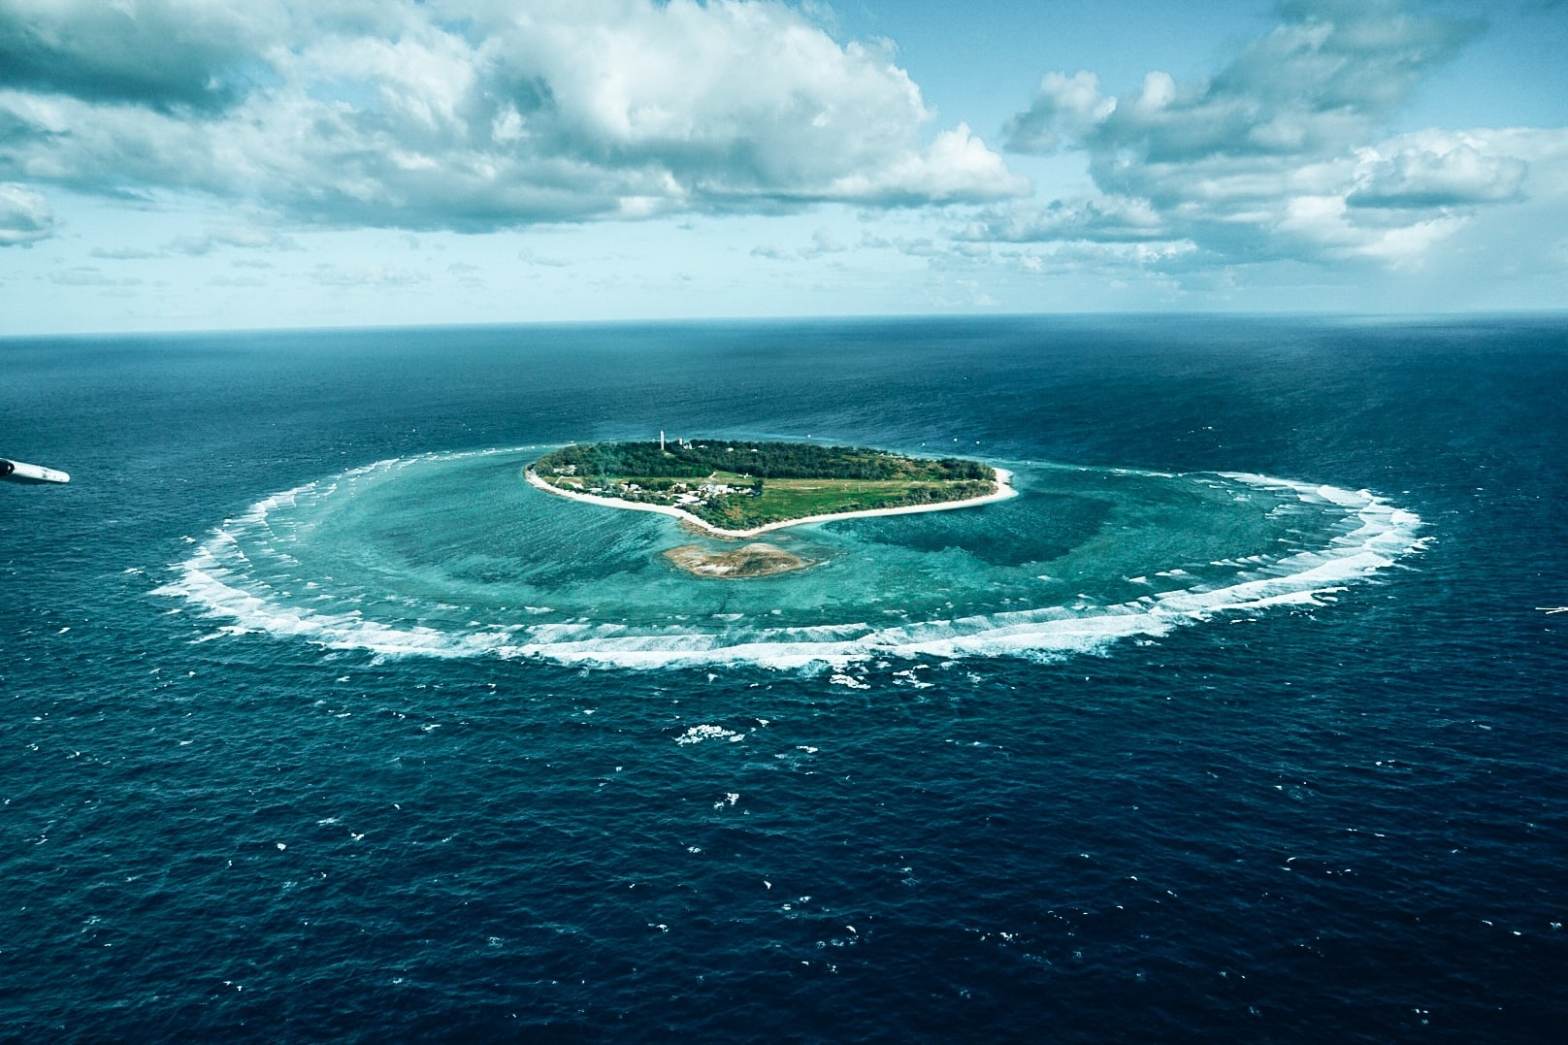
[3,317,1565,1040]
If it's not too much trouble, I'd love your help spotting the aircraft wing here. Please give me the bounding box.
[0,458,70,485]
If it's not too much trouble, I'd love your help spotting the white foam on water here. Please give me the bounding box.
[674,725,744,745]
[156,453,1426,672]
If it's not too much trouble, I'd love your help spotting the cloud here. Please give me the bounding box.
[164,228,301,255]
[516,249,572,268]
[1003,71,1116,155]
[859,232,941,257]
[1009,239,1200,271]
[1007,1,1479,164]
[750,226,851,261]
[805,124,1028,206]
[0,1,1025,231]
[90,246,161,260]
[0,2,415,111]
[0,180,51,244]
[88,227,300,260]
[989,0,1559,273]
[1347,140,1527,209]
[207,273,268,287]
[0,0,285,112]
[966,195,1169,243]
[309,262,429,287]
[47,264,140,286]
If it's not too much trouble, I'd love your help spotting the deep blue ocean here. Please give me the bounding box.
[2,316,1564,1040]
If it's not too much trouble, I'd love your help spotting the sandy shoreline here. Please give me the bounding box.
[525,466,1017,539]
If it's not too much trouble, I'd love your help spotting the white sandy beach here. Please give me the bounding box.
[525,466,1017,539]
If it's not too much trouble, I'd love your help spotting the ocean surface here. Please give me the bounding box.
[2,315,1564,1040]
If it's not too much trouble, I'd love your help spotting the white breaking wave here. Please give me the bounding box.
[154,451,1427,672]
[674,725,745,745]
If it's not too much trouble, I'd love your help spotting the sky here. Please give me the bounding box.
[0,0,1564,334]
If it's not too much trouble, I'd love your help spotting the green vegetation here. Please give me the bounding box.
[531,439,998,529]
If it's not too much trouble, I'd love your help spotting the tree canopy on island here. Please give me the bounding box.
[533,440,994,483]
[529,440,1001,529]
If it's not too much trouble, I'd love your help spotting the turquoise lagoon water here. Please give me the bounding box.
[162,450,1422,669]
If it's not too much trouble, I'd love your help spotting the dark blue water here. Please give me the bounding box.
[3,316,1564,1040]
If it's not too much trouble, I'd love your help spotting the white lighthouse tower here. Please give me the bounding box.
[659,429,666,452]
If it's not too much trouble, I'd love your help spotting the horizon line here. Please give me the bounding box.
[5,307,1568,342]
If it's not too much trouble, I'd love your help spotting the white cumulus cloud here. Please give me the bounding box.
[988,0,1564,274]
[1348,138,1528,209]
[0,0,1026,230]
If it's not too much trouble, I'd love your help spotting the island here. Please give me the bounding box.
[525,437,1015,555]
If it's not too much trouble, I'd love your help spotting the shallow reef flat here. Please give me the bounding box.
[663,542,816,578]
